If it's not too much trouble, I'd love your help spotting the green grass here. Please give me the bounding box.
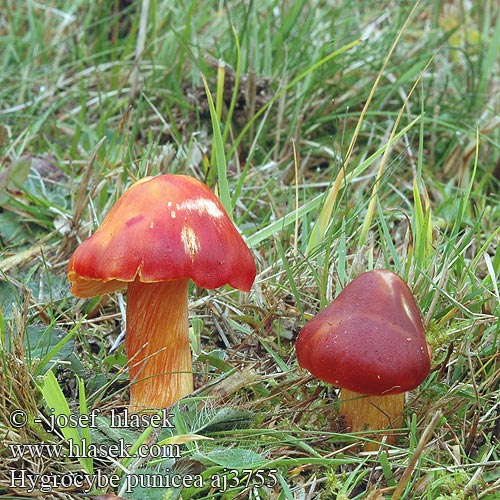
[1,0,500,498]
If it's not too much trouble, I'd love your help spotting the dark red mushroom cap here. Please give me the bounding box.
[296,270,430,395]
[68,174,256,297]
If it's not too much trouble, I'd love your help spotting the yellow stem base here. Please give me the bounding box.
[339,389,405,451]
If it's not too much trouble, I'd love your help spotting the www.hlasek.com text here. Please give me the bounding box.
[9,438,181,460]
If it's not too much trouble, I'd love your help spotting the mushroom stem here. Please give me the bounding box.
[126,277,193,411]
[339,389,405,451]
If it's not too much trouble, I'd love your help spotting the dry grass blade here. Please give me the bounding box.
[0,298,50,494]
[0,246,45,275]
[1,0,499,498]
[130,0,150,100]
[70,136,107,239]
[358,57,434,247]
[306,0,422,254]
[391,411,442,499]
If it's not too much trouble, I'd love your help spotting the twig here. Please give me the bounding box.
[391,411,442,500]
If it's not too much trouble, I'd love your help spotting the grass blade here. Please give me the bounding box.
[201,74,232,219]
[38,370,93,474]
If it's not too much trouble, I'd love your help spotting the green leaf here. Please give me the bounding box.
[202,448,267,468]
[196,407,254,434]
[37,370,93,474]
[77,376,93,474]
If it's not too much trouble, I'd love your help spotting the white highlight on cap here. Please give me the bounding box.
[401,294,421,331]
[379,270,396,289]
[177,198,224,218]
[379,270,420,330]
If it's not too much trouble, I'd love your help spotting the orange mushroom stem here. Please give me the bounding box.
[338,390,405,450]
[126,278,191,410]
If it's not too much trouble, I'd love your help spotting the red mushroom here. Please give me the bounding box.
[68,174,256,411]
[296,269,430,449]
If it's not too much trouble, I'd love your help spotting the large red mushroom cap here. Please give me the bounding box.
[67,174,256,410]
[68,174,256,296]
[296,269,430,396]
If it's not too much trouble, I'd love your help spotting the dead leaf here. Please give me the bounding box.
[0,155,32,204]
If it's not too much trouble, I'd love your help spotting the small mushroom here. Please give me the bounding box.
[296,269,430,450]
[68,174,256,411]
